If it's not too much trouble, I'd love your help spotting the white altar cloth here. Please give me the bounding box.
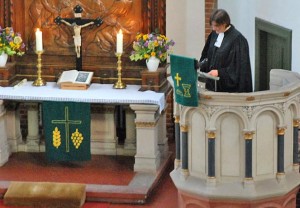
[0,82,165,112]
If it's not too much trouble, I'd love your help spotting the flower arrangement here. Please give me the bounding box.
[129,32,175,62]
[0,26,25,56]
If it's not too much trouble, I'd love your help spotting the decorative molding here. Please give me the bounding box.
[242,106,255,119]
[246,96,255,101]
[135,121,157,128]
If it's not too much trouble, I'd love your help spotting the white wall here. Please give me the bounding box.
[219,0,300,74]
[166,0,205,59]
[168,0,300,84]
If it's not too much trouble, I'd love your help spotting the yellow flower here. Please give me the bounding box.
[144,54,150,59]
[136,34,142,40]
[143,34,148,41]
[151,51,156,57]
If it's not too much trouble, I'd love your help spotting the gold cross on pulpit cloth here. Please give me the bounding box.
[43,101,91,161]
[175,73,182,86]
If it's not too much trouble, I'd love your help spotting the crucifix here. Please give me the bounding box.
[54,5,103,71]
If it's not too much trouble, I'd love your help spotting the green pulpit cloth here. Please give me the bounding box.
[43,101,91,161]
[170,54,198,107]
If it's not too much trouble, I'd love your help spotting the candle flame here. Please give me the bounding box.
[36,28,40,32]
[118,29,122,34]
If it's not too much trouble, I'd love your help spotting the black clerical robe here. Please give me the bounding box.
[200,25,252,92]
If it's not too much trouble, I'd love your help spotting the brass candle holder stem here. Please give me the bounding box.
[32,50,46,86]
[113,53,126,89]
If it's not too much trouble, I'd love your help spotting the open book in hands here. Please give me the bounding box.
[57,70,94,90]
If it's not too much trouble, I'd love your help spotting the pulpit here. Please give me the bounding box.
[170,70,300,207]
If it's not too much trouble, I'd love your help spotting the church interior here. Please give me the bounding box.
[1,0,300,207]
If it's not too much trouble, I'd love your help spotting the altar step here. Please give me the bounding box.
[85,153,172,204]
[0,153,173,205]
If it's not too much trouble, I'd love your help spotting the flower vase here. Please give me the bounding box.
[146,56,160,72]
[0,52,8,67]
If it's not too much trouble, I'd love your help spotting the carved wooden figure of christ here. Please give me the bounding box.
[54,5,103,71]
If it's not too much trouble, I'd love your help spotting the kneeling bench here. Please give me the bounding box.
[4,181,86,208]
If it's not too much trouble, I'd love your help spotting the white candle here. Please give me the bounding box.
[116,29,123,54]
[35,28,43,52]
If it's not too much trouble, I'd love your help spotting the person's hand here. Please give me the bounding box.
[208,69,218,77]
[194,59,200,70]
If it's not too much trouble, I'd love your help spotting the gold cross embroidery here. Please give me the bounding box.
[175,73,182,86]
[51,107,82,152]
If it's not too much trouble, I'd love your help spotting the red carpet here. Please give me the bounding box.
[0,152,134,185]
[0,200,109,208]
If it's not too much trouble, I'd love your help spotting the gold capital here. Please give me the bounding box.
[293,119,300,127]
[207,131,216,139]
[244,131,255,140]
[174,116,180,123]
[277,127,286,135]
[180,125,188,132]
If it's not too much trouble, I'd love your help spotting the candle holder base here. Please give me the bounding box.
[113,81,126,89]
[32,78,47,86]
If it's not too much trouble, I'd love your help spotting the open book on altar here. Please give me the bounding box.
[57,70,94,90]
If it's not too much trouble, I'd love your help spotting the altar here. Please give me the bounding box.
[0,82,169,173]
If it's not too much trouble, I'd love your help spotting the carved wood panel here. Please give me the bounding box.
[0,0,166,82]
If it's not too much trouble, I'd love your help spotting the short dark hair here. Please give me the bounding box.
[210,9,231,27]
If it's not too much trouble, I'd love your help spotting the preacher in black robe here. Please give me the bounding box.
[199,25,253,93]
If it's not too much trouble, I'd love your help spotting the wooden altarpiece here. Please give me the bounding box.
[0,0,167,86]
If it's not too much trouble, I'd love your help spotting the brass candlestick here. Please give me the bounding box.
[32,50,46,86]
[113,52,126,89]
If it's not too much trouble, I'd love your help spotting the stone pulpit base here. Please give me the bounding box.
[170,69,300,207]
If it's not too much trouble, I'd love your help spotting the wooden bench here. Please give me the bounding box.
[4,181,86,208]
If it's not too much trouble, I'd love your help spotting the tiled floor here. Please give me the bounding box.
[0,141,178,208]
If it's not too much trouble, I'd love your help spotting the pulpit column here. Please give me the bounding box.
[244,131,254,183]
[181,125,189,178]
[0,100,10,166]
[293,119,299,171]
[174,103,181,169]
[130,104,161,172]
[25,102,41,152]
[277,126,286,179]
[207,130,216,183]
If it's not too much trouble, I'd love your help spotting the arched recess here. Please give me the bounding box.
[214,112,245,182]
